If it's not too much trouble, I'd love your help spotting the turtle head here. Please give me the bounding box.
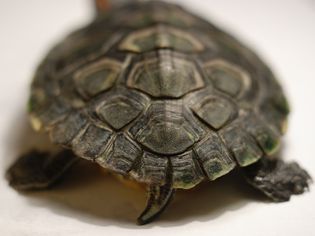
[94,0,146,16]
[94,0,110,14]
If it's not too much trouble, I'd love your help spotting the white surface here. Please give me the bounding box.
[0,0,315,235]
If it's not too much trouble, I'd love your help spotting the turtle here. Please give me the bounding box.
[6,0,311,225]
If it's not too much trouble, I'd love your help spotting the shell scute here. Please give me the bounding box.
[220,125,263,166]
[72,124,113,160]
[131,152,169,185]
[127,50,205,98]
[192,95,236,130]
[50,111,88,146]
[244,115,281,156]
[119,25,205,53]
[97,133,142,174]
[204,59,251,99]
[96,95,144,130]
[132,101,203,155]
[194,132,235,181]
[170,151,204,189]
[74,59,122,98]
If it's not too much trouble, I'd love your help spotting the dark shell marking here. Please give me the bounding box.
[29,1,288,189]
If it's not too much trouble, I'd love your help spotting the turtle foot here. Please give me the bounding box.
[243,158,311,202]
[6,150,78,191]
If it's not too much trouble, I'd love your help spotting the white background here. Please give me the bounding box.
[0,0,315,235]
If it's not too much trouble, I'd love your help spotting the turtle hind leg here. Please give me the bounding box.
[137,184,175,225]
[242,158,311,202]
[6,149,78,191]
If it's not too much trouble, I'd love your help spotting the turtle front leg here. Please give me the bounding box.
[6,150,78,191]
[242,158,311,202]
[138,184,175,225]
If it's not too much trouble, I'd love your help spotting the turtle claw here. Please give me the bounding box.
[137,184,175,225]
[6,150,78,191]
[243,158,311,202]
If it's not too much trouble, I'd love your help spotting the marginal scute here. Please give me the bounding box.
[260,92,290,134]
[58,76,86,109]
[170,151,204,189]
[220,125,263,166]
[132,101,202,155]
[204,60,251,98]
[74,59,122,98]
[194,132,235,180]
[260,102,288,135]
[119,25,204,53]
[29,80,76,133]
[245,115,280,155]
[28,88,47,114]
[273,92,290,116]
[127,51,205,98]
[96,133,142,174]
[72,124,112,160]
[130,152,168,184]
[31,97,71,130]
[96,93,145,130]
[192,95,235,129]
[31,63,60,97]
[50,111,88,146]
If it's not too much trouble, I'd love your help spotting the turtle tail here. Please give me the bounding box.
[137,183,175,225]
[137,158,176,225]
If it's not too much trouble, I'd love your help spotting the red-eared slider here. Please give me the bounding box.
[7,0,311,225]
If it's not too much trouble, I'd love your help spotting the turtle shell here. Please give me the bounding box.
[29,1,290,189]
